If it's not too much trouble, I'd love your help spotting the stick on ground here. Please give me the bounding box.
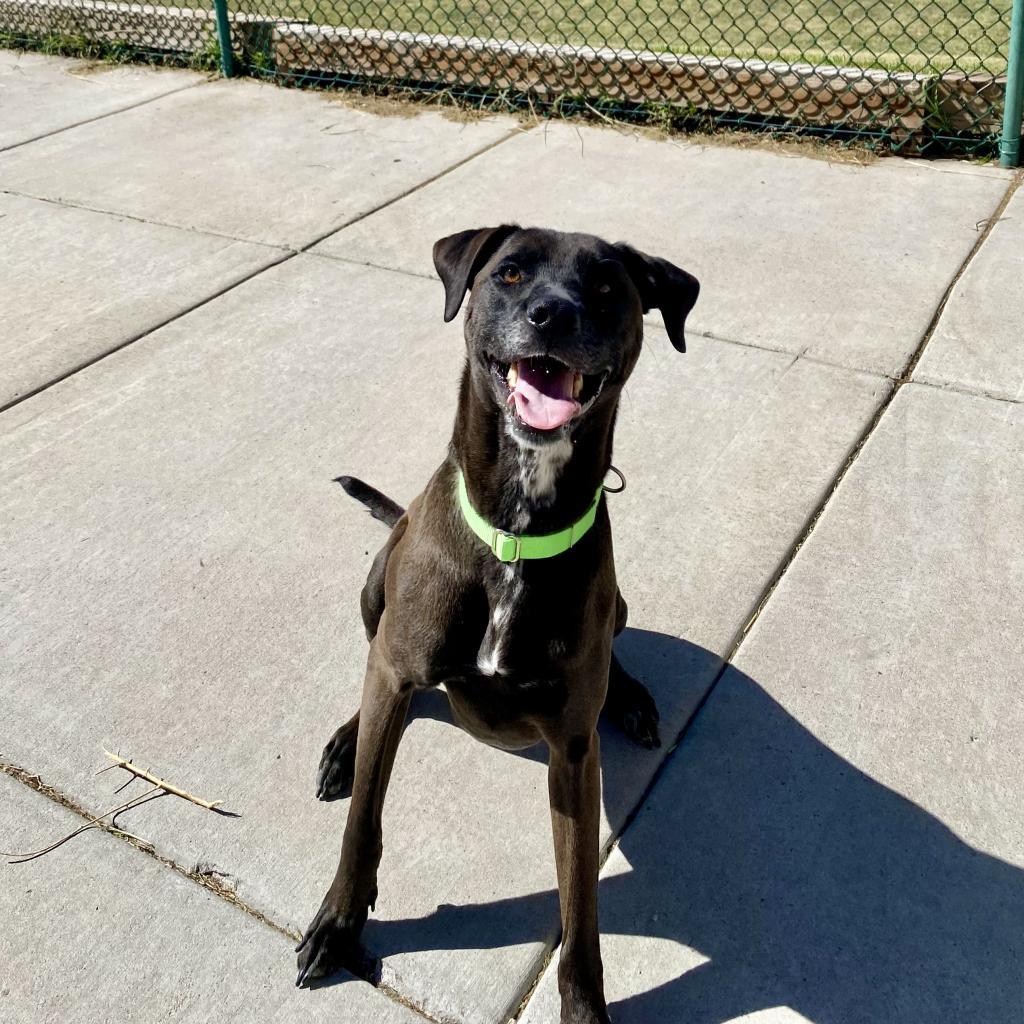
[101,751,226,811]
[3,752,235,864]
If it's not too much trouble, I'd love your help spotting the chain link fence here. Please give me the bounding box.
[1,0,1020,158]
[0,0,223,68]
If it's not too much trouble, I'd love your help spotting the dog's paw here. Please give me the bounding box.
[561,1010,612,1024]
[315,721,358,801]
[295,900,364,987]
[559,983,612,1024]
[620,700,661,750]
[604,667,661,750]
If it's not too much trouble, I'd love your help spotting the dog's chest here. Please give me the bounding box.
[473,439,576,678]
[476,564,524,676]
[473,560,578,680]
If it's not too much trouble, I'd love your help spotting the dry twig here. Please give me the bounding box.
[100,751,225,811]
[3,751,233,865]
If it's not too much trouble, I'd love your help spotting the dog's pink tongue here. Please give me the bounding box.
[509,361,579,431]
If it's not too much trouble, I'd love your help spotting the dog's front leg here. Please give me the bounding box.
[296,641,411,986]
[547,726,609,1024]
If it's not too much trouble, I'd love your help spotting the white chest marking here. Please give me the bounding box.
[475,431,574,676]
[517,436,573,505]
[476,564,522,676]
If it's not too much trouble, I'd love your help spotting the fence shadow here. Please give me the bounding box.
[356,629,1024,1022]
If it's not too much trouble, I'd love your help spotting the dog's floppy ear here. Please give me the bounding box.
[432,225,519,323]
[616,244,700,352]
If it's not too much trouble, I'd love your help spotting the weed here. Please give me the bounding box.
[0,28,220,72]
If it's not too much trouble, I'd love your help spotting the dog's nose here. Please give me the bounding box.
[526,295,579,334]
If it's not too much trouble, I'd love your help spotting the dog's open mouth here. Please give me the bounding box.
[492,356,606,432]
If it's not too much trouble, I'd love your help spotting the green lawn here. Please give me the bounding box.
[233,0,1011,74]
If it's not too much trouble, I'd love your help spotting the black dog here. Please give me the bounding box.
[297,226,699,1024]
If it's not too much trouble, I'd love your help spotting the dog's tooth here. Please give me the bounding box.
[507,363,519,388]
[573,372,583,399]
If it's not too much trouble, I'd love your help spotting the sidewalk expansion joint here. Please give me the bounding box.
[0,758,293,939]
[0,759,442,1024]
[898,169,1022,386]
[910,376,1024,407]
[296,126,521,253]
[307,251,898,384]
[0,186,291,249]
[0,248,292,417]
[512,165,1024,1021]
[0,76,207,154]
[0,125,520,416]
[626,168,1022,837]
[3,122,516,255]
[304,249,439,281]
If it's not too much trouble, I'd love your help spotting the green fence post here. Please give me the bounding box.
[212,0,235,78]
[1002,0,1024,166]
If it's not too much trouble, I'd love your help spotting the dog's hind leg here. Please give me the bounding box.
[298,641,411,986]
[360,514,408,642]
[602,590,661,749]
[316,515,409,802]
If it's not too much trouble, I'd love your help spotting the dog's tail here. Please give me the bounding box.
[334,476,405,529]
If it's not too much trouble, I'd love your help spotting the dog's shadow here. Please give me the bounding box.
[354,629,1024,1022]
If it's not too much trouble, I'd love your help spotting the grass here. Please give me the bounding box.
[0,28,223,69]
[225,0,1013,75]
[1,0,1012,73]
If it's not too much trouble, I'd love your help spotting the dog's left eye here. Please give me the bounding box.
[499,265,522,285]
[596,282,612,295]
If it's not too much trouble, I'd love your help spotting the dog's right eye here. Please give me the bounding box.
[499,265,522,285]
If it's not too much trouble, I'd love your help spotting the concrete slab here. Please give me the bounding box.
[0,254,885,1023]
[914,185,1024,402]
[0,192,281,408]
[0,774,423,1024]
[0,76,514,248]
[313,121,1012,376]
[0,49,200,151]
[522,383,1024,1024]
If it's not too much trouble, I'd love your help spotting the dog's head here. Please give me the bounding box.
[433,225,699,446]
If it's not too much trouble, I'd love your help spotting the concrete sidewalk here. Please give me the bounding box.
[1,50,1022,1024]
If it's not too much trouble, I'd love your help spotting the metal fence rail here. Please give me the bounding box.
[2,0,1022,161]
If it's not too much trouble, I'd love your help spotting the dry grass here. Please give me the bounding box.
[316,77,882,162]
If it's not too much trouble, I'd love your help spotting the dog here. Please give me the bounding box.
[296,225,699,1024]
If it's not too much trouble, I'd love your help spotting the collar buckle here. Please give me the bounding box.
[492,530,522,563]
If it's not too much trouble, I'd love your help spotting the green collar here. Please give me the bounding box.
[457,470,603,563]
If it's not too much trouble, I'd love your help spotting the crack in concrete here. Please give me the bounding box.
[0,76,207,154]
[899,170,1023,386]
[0,121,518,254]
[0,758,289,934]
[308,247,1013,390]
[0,759,443,1023]
[306,248,903,384]
[910,376,1024,407]
[0,186,289,248]
[0,123,520,420]
[0,248,292,417]
[297,126,520,252]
